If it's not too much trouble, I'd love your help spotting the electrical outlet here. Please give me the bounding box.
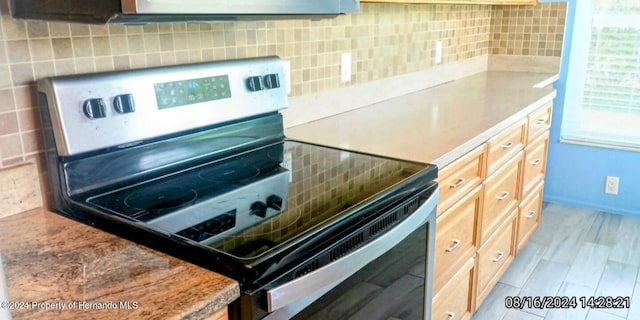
[340,52,352,83]
[605,176,619,195]
[282,60,291,95]
[435,41,443,65]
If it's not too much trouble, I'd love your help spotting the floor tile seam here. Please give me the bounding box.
[591,260,639,319]
[511,259,570,319]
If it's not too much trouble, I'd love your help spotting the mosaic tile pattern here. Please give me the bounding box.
[0,1,566,179]
[490,3,567,57]
[0,2,494,168]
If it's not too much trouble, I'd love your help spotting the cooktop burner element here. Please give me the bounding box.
[86,141,285,218]
[125,186,198,213]
[198,164,261,183]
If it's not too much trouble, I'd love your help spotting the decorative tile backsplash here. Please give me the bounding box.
[0,1,566,181]
[490,4,567,57]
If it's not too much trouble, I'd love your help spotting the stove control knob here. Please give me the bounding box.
[266,195,283,211]
[246,76,263,92]
[250,201,268,218]
[263,74,280,89]
[83,98,107,119]
[113,94,136,114]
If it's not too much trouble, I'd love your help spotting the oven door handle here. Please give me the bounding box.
[265,187,439,313]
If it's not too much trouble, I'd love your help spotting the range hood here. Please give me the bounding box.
[12,0,360,24]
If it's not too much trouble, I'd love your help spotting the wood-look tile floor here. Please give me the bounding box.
[472,203,640,320]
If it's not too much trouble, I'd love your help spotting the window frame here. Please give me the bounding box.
[560,0,640,152]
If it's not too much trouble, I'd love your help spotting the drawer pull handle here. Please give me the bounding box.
[531,159,542,166]
[502,142,514,149]
[446,240,461,252]
[525,211,536,219]
[534,119,547,126]
[496,192,510,201]
[450,178,466,189]
[447,312,456,319]
[491,251,505,262]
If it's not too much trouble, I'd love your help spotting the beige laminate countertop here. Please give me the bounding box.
[0,208,239,320]
[286,71,558,167]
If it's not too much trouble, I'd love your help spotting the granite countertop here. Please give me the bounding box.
[285,71,558,167]
[0,208,239,320]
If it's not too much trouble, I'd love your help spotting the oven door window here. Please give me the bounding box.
[292,223,428,320]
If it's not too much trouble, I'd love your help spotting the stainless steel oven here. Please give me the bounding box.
[37,56,438,320]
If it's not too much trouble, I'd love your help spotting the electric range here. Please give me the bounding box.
[38,56,439,320]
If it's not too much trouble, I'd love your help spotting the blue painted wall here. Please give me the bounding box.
[543,0,640,215]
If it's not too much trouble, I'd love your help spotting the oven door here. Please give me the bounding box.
[263,186,439,320]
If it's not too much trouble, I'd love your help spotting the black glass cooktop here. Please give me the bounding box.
[86,140,435,261]
[212,141,434,260]
[88,142,284,220]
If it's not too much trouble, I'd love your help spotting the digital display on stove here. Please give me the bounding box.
[154,75,231,110]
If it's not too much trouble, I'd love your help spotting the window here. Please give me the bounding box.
[561,0,640,150]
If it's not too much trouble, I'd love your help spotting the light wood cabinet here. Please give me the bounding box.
[432,257,476,320]
[480,151,522,245]
[516,182,543,253]
[434,185,482,294]
[476,209,516,308]
[526,102,553,143]
[361,0,537,5]
[437,144,485,216]
[521,131,549,199]
[434,99,553,318]
[204,307,229,320]
[361,0,412,3]
[485,119,527,177]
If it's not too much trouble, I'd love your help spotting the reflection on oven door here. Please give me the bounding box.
[263,188,437,320]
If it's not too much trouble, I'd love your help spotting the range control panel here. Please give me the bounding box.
[149,169,291,245]
[38,56,287,156]
[155,75,232,110]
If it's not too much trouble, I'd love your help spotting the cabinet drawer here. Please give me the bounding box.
[486,119,527,176]
[434,185,482,294]
[527,102,553,143]
[432,257,475,320]
[476,210,516,308]
[480,151,522,245]
[521,131,549,199]
[517,182,544,252]
[437,144,485,216]
[204,307,228,320]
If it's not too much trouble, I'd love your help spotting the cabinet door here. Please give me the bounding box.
[361,0,414,3]
[437,144,485,216]
[480,151,522,245]
[517,182,543,252]
[469,0,537,4]
[432,257,475,320]
[521,131,549,199]
[486,119,526,176]
[204,307,228,320]
[363,0,537,3]
[476,209,516,308]
[412,0,537,4]
[434,185,482,294]
[527,102,553,143]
